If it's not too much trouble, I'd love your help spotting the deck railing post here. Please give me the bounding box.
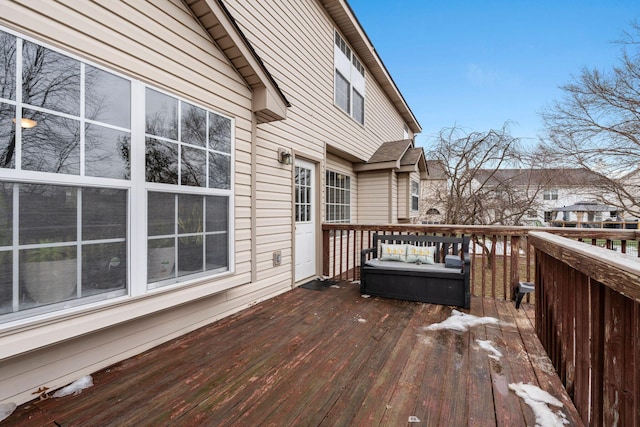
[322,228,330,277]
[510,235,520,299]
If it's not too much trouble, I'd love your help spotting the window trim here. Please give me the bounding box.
[410,180,420,212]
[325,170,351,224]
[333,30,365,126]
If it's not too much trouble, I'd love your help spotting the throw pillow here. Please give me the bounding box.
[406,245,435,264]
[379,243,407,262]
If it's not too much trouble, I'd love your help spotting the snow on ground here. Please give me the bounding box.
[509,382,569,427]
[0,402,16,422]
[53,375,94,398]
[476,339,503,360]
[424,309,499,332]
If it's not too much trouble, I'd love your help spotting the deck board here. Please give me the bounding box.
[5,282,584,426]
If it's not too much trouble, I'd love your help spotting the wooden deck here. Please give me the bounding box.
[6,281,583,426]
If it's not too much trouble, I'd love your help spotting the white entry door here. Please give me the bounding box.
[294,159,316,282]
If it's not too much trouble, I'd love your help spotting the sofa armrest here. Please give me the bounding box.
[463,252,471,265]
[360,247,376,286]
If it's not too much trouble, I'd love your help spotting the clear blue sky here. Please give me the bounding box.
[347,0,640,149]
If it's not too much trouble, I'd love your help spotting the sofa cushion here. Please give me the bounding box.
[365,258,452,273]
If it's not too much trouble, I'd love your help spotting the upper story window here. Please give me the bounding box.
[325,170,351,223]
[403,124,409,140]
[543,189,558,201]
[0,28,233,323]
[334,30,365,125]
[411,180,420,212]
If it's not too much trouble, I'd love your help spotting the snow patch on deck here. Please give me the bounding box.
[424,309,500,332]
[509,382,569,426]
[476,339,503,360]
[53,375,94,398]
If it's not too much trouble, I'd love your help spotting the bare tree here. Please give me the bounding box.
[426,124,540,226]
[540,21,640,218]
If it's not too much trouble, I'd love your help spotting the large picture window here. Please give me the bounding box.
[0,28,233,322]
[334,30,365,125]
[325,170,351,223]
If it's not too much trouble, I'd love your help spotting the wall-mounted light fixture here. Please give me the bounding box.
[278,147,292,165]
[12,118,37,129]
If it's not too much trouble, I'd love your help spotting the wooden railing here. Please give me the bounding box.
[550,220,639,229]
[322,224,640,299]
[529,231,640,427]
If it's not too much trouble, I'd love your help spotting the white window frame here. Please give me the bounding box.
[411,180,420,212]
[543,189,558,201]
[325,170,351,223]
[334,30,365,125]
[0,27,235,324]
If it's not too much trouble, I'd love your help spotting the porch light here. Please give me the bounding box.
[12,117,37,129]
[278,147,292,165]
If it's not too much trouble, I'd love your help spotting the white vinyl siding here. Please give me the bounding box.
[222,1,407,162]
[358,171,391,224]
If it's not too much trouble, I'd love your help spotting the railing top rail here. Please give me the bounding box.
[323,223,640,240]
[529,231,640,303]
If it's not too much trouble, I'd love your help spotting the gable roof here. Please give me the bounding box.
[368,140,412,164]
[320,0,421,134]
[186,0,289,123]
[354,140,426,176]
[475,168,607,187]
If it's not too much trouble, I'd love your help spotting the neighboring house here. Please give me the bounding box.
[473,168,620,226]
[420,160,448,223]
[0,0,422,405]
